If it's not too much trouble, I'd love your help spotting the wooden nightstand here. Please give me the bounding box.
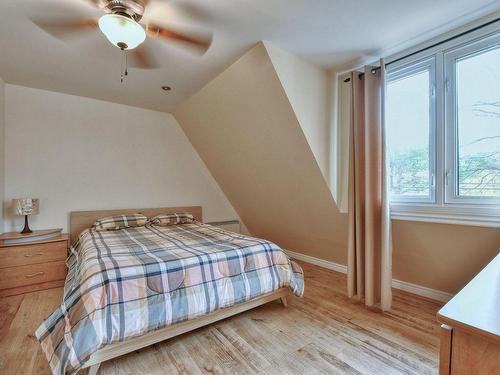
[0,230,69,297]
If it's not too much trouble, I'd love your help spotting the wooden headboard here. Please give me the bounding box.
[69,206,202,244]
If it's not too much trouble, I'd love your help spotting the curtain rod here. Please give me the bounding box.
[343,17,499,83]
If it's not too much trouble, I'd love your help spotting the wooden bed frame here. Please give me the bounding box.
[69,206,288,375]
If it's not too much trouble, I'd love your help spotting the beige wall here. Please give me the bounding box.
[0,77,4,232]
[393,220,499,293]
[264,42,331,184]
[3,84,238,233]
[175,42,499,295]
[175,42,348,265]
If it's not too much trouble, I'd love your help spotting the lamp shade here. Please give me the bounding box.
[13,198,39,216]
[98,14,146,50]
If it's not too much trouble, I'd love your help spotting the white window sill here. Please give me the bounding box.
[390,204,500,228]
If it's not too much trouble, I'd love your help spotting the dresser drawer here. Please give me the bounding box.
[0,261,67,290]
[0,241,67,268]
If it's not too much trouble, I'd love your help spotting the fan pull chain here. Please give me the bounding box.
[125,50,128,78]
[120,47,124,83]
[120,47,129,83]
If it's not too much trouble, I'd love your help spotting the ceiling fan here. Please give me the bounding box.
[32,0,213,71]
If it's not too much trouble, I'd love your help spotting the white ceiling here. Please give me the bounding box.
[0,0,498,112]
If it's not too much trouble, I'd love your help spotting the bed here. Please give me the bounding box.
[36,206,304,375]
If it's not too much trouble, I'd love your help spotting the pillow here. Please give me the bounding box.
[148,212,196,226]
[92,213,148,231]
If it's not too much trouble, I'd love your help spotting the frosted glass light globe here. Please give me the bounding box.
[98,14,146,50]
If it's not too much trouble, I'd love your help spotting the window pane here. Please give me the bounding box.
[386,70,431,198]
[456,46,500,197]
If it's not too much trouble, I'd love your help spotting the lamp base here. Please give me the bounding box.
[20,215,32,234]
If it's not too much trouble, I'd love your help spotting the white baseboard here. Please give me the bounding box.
[284,249,453,303]
[285,249,348,274]
[390,278,453,303]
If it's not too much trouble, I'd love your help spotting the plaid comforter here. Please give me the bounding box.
[36,222,304,375]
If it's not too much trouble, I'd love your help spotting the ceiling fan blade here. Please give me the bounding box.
[32,18,99,39]
[146,23,212,53]
[83,0,109,9]
[142,0,211,24]
[130,44,159,69]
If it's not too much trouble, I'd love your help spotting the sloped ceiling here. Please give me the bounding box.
[174,42,347,263]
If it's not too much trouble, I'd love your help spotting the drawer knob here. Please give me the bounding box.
[25,271,44,278]
[24,252,44,258]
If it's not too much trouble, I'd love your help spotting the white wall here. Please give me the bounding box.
[264,42,331,184]
[0,77,5,232]
[3,84,238,232]
[333,71,351,213]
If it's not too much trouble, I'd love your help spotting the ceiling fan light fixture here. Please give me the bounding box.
[98,13,146,50]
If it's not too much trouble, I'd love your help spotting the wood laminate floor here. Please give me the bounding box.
[0,261,443,375]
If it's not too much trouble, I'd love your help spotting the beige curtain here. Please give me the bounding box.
[347,60,392,311]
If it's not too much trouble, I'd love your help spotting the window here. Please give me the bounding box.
[445,40,500,203]
[386,59,435,203]
[386,27,500,226]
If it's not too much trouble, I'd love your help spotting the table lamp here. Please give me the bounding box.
[13,198,39,234]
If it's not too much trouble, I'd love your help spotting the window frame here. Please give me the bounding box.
[386,56,437,204]
[385,24,500,227]
[443,32,500,206]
